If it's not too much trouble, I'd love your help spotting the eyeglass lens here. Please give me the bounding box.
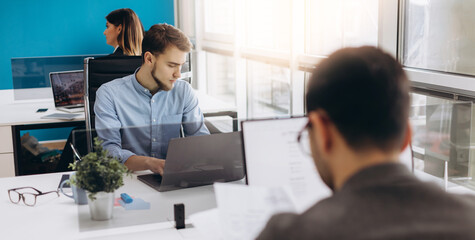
[8,190,20,204]
[8,189,40,206]
[21,193,37,206]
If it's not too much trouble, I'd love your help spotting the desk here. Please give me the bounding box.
[0,171,215,240]
[0,89,237,178]
[0,90,85,177]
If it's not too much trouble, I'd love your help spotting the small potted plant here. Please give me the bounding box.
[69,138,130,221]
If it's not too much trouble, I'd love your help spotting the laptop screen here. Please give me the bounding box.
[49,70,84,107]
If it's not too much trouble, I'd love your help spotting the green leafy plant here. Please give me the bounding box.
[69,138,130,200]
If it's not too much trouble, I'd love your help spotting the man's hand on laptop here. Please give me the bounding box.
[125,155,166,175]
[146,158,166,175]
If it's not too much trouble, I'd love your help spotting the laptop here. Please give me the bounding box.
[137,131,245,192]
[49,70,84,113]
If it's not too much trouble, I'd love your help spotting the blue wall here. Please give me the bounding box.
[0,0,174,90]
[21,127,76,142]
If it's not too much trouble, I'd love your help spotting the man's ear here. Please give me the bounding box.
[308,110,333,154]
[143,52,154,66]
[400,121,412,152]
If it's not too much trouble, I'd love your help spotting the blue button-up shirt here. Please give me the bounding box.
[94,70,209,163]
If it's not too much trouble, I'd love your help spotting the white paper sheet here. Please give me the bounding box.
[189,208,222,240]
[203,183,297,240]
[242,117,331,211]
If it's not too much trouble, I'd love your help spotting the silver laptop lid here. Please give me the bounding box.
[138,131,245,192]
[49,70,84,108]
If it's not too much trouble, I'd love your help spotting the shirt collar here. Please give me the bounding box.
[131,67,153,97]
[132,68,170,96]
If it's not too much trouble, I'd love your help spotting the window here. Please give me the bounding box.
[400,1,475,191]
[400,0,475,94]
[307,0,379,56]
[402,0,475,76]
[206,52,236,105]
[203,0,234,41]
[247,60,291,118]
[244,0,292,52]
[178,0,390,120]
[410,92,474,189]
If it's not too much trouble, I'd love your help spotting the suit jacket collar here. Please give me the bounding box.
[338,163,415,193]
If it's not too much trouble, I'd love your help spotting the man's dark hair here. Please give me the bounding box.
[306,46,410,151]
[141,23,192,61]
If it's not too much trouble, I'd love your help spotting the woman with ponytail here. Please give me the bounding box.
[104,8,144,56]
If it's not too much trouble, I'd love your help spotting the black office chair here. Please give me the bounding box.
[84,56,143,152]
[56,56,142,172]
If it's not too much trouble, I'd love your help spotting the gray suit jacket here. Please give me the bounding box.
[257,163,475,240]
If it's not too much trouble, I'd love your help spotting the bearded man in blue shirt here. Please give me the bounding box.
[94,24,209,175]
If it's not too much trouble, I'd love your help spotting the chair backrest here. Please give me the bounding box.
[84,56,143,152]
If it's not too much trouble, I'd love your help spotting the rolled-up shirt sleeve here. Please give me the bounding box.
[94,85,136,163]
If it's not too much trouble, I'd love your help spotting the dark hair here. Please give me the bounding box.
[106,8,144,56]
[306,46,410,151]
[141,23,192,61]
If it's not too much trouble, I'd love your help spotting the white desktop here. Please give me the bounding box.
[0,171,214,240]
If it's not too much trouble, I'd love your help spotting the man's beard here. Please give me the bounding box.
[151,64,164,90]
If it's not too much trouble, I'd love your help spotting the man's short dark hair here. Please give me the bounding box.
[141,23,192,61]
[306,46,410,151]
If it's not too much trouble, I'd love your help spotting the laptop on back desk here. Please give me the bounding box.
[49,70,84,113]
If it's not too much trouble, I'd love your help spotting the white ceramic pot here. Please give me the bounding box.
[88,191,114,221]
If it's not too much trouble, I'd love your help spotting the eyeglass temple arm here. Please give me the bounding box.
[39,190,59,196]
[10,186,42,194]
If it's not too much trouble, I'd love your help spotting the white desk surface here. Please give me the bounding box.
[0,89,84,126]
[0,171,213,240]
[0,89,236,127]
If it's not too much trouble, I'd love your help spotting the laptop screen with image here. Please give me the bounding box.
[49,70,84,108]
